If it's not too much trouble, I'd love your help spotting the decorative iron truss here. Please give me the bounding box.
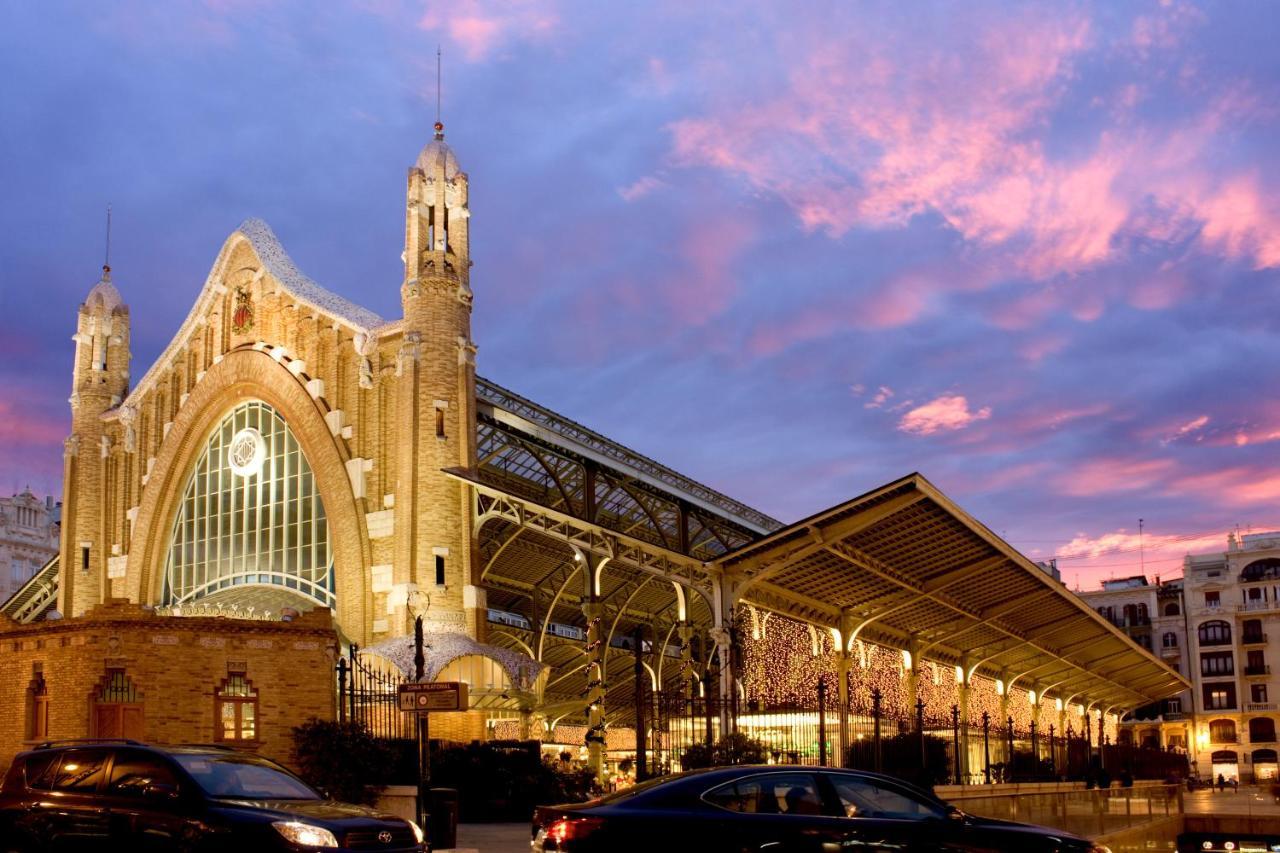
[1,554,60,624]
[472,488,712,598]
[476,377,781,534]
[476,412,758,562]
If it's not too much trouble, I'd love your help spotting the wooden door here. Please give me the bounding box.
[94,703,145,739]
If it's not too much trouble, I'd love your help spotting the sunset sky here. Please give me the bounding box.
[2,1,1278,588]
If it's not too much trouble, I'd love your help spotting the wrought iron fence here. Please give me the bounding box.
[644,678,1187,786]
[336,644,414,740]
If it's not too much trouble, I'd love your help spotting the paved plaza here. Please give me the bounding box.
[443,823,529,853]
[1185,785,1280,816]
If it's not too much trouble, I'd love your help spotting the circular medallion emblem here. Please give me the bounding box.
[228,427,266,477]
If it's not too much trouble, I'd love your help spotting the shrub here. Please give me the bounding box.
[429,740,597,822]
[845,733,950,787]
[292,718,397,805]
[680,733,769,770]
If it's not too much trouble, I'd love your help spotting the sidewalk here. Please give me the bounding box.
[1185,785,1280,816]
[438,822,529,853]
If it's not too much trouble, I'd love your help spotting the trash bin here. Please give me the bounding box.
[428,787,458,849]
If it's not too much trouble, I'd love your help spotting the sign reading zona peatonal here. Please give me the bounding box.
[398,681,469,712]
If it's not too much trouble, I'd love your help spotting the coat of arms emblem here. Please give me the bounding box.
[231,286,254,333]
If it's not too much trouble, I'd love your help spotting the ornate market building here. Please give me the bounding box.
[0,123,1188,778]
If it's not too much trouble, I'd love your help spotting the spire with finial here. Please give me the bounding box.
[102,204,113,280]
[435,45,444,139]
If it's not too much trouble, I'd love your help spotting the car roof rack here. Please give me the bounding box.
[32,738,143,750]
[166,744,238,751]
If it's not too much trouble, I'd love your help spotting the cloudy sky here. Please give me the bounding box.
[2,1,1278,588]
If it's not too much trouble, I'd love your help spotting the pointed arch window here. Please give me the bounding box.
[162,400,334,609]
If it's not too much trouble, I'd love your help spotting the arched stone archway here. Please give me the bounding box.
[126,347,372,643]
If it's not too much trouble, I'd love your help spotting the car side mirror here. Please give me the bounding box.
[946,805,964,821]
[144,783,180,801]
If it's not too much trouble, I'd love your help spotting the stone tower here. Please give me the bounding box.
[392,121,484,638]
[60,263,131,617]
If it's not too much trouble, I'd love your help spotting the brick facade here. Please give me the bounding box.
[0,601,337,776]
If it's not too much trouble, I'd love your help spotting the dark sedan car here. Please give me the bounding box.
[532,766,1111,852]
[0,740,424,852]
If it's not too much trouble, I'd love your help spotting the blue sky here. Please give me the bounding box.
[2,0,1279,586]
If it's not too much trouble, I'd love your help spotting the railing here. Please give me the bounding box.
[336,644,414,740]
[943,784,1183,841]
[1240,600,1280,613]
[648,681,1188,788]
[1245,664,1271,676]
[1246,702,1277,711]
[1242,633,1268,645]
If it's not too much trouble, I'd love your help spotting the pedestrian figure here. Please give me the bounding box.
[1218,773,1226,792]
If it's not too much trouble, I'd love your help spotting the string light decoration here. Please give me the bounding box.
[738,607,1038,731]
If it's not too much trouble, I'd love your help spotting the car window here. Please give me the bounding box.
[172,754,319,800]
[51,749,110,794]
[705,774,825,816]
[828,775,946,820]
[24,753,61,791]
[107,752,180,798]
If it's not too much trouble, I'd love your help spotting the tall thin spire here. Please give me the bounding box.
[434,46,444,139]
[103,204,113,277]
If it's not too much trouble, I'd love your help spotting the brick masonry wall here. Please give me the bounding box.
[0,600,338,777]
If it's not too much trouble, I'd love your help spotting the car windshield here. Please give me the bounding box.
[172,754,320,800]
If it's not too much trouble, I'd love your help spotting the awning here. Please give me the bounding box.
[716,473,1189,711]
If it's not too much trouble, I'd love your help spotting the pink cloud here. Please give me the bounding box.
[618,175,664,201]
[1159,414,1209,446]
[667,4,1280,291]
[661,217,755,325]
[1172,468,1280,507]
[864,385,894,410]
[418,0,557,61]
[1056,457,1175,497]
[898,394,992,435]
[1054,525,1228,589]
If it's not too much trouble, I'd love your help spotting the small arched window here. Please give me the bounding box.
[1199,620,1232,646]
[1210,719,1237,743]
[1164,602,1180,616]
[1163,632,1178,648]
[1250,718,1276,744]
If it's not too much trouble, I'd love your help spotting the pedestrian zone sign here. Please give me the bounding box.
[398,681,469,712]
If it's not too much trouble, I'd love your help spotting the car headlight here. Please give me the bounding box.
[408,819,425,844]
[272,820,338,847]
[1088,846,1113,853]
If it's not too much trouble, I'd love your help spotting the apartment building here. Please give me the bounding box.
[1081,576,1193,755]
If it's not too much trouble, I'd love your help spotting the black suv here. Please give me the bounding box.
[0,740,425,852]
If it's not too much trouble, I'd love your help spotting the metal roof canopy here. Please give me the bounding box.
[719,473,1190,711]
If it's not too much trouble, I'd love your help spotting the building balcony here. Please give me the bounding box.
[1246,665,1271,676]
[1163,712,1187,721]
[1201,637,1233,647]
[1246,702,1277,712]
[1243,633,1268,645]
[1241,600,1280,614]
[1211,736,1239,744]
